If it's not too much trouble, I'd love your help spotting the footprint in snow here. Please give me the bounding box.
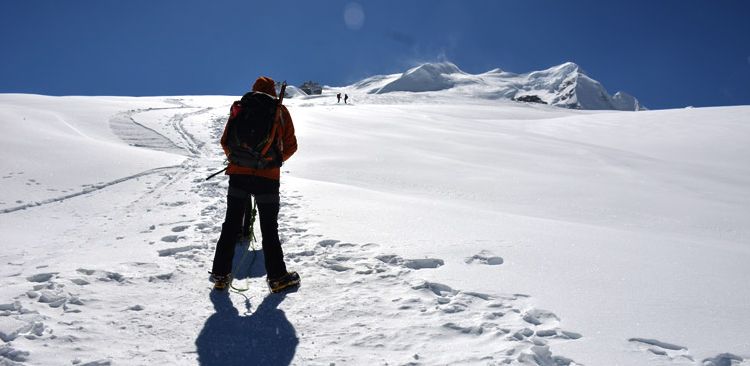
[265,224,582,363]
[322,261,353,272]
[522,308,560,327]
[628,337,686,351]
[23,279,86,311]
[403,258,444,269]
[141,224,156,234]
[465,250,504,265]
[26,273,58,283]
[74,359,111,366]
[411,280,456,297]
[148,273,174,282]
[171,225,190,232]
[403,276,582,364]
[160,235,183,243]
[628,338,694,361]
[317,239,339,248]
[376,254,445,270]
[286,250,316,259]
[124,262,160,270]
[410,278,577,336]
[76,268,127,283]
[702,353,745,366]
[70,278,90,286]
[160,201,188,207]
[157,245,202,257]
[0,311,46,343]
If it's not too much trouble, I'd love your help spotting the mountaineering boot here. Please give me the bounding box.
[210,273,233,291]
[267,271,300,293]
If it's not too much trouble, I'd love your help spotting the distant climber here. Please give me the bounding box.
[337,93,341,103]
[344,94,349,104]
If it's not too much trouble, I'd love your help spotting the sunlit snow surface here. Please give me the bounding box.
[1,91,748,366]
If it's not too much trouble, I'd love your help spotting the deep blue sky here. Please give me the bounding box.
[1,0,748,109]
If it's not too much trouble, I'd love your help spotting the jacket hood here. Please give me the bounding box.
[252,76,277,97]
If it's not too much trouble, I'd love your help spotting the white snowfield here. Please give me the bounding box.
[0,89,748,366]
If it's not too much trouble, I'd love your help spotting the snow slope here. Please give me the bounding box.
[352,62,644,111]
[1,92,748,366]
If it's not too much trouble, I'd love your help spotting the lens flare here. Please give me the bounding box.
[344,2,365,31]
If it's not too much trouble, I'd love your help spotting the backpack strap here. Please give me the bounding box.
[258,82,287,157]
[259,108,280,157]
[230,101,242,119]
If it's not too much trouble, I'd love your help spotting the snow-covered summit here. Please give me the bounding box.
[351,61,644,111]
[280,85,308,98]
[377,62,466,93]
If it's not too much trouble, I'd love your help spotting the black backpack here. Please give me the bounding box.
[224,90,283,169]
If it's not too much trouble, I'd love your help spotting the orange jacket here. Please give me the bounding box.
[220,76,298,180]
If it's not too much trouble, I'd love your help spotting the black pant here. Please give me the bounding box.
[211,175,287,279]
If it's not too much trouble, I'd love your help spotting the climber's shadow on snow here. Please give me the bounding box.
[231,243,266,280]
[196,291,298,366]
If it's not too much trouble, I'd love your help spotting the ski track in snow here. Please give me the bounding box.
[109,103,212,157]
[0,99,220,366]
[109,109,185,155]
[2,97,747,366]
[1,101,204,215]
[0,166,181,214]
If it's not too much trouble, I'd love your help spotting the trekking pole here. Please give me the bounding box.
[205,167,227,181]
[231,197,258,293]
[279,81,287,105]
[241,196,256,240]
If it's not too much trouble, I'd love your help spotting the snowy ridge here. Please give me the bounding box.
[280,85,308,98]
[377,62,466,93]
[352,61,644,110]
